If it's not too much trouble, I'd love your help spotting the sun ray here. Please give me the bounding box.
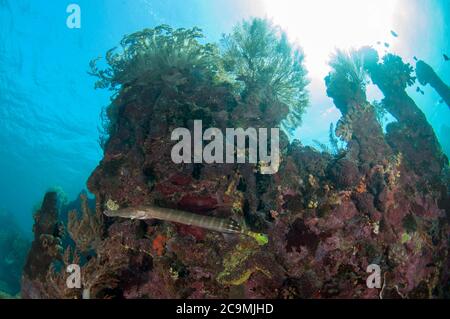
[262,0,399,77]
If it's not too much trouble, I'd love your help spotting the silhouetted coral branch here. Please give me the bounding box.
[67,194,103,253]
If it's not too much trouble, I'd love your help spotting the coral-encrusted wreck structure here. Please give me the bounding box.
[22,20,449,299]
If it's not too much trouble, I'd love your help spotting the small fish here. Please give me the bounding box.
[105,205,269,245]
[390,30,399,37]
[415,87,425,95]
[377,41,381,45]
[444,54,449,61]
[384,42,390,48]
[413,56,418,61]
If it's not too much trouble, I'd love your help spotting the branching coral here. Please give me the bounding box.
[326,49,394,166]
[328,123,346,155]
[367,53,415,93]
[382,54,415,88]
[371,100,389,126]
[325,49,370,112]
[77,236,129,299]
[67,194,103,253]
[90,24,233,148]
[221,18,309,133]
[313,123,347,155]
[22,191,132,299]
[90,19,309,147]
[38,247,81,299]
[39,236,129,299]
[329,49,369,91]
[65,196,128,299]
[89,25,222,91]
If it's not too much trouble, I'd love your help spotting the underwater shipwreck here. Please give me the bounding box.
[16,19,450,299]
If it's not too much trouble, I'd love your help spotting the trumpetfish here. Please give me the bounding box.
[104,204,268,245]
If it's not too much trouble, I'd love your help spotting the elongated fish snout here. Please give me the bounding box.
[103,210,118,217]
[103,209,130,218]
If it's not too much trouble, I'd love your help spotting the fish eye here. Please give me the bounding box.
[228,219,241,230]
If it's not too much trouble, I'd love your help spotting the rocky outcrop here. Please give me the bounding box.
[21,24,449,299]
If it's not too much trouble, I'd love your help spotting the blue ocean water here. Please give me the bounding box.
[0,0,260,233]
[0,0,448,236]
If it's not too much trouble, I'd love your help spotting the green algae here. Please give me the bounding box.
[243,230,269,246]
[217,239,271,286]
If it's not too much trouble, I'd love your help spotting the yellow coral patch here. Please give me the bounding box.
[217,239,271,286]
[220,266,272,286]
[106,199,120,211]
